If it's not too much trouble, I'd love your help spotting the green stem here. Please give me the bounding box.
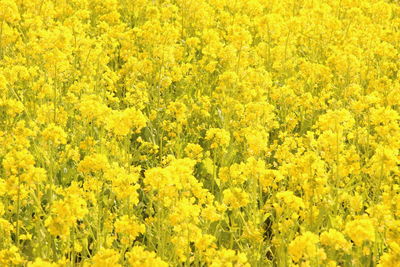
[0,18,4,59]
[71,228,76,267]
[97,187,103,252]
[16,176,21,248]
[53,67,58,122]
[212,151,217,194]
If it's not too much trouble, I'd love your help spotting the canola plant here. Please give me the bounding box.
[0,0,400,266]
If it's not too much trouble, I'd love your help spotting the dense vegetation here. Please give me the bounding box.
[1,0,400,266]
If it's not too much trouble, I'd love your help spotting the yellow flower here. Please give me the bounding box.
[184,143,203,162]
[344,217,375,246]
[0,246,25,266]
[0,0,20,23]
[223,187,250,209]
[127,246,168,267]
[45,194,88,239]
[320,229,351,252]
[288,232,325,263]
[206,248,250,267]
[276,191,305,211]
[2,149,35,175]
[28,258,58,267]
[77,153,109,174]
[205,128,230,149]
[105,108,147,136]
[378,242,400,267]
[41,123,67,146]
[85,248,121,267]
[114,215,145,241]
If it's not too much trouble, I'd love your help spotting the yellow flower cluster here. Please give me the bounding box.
[0,0,400,266]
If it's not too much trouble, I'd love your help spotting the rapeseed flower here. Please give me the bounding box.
[0,0,398,265]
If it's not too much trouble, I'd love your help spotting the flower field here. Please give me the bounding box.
[1,0,400,266]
